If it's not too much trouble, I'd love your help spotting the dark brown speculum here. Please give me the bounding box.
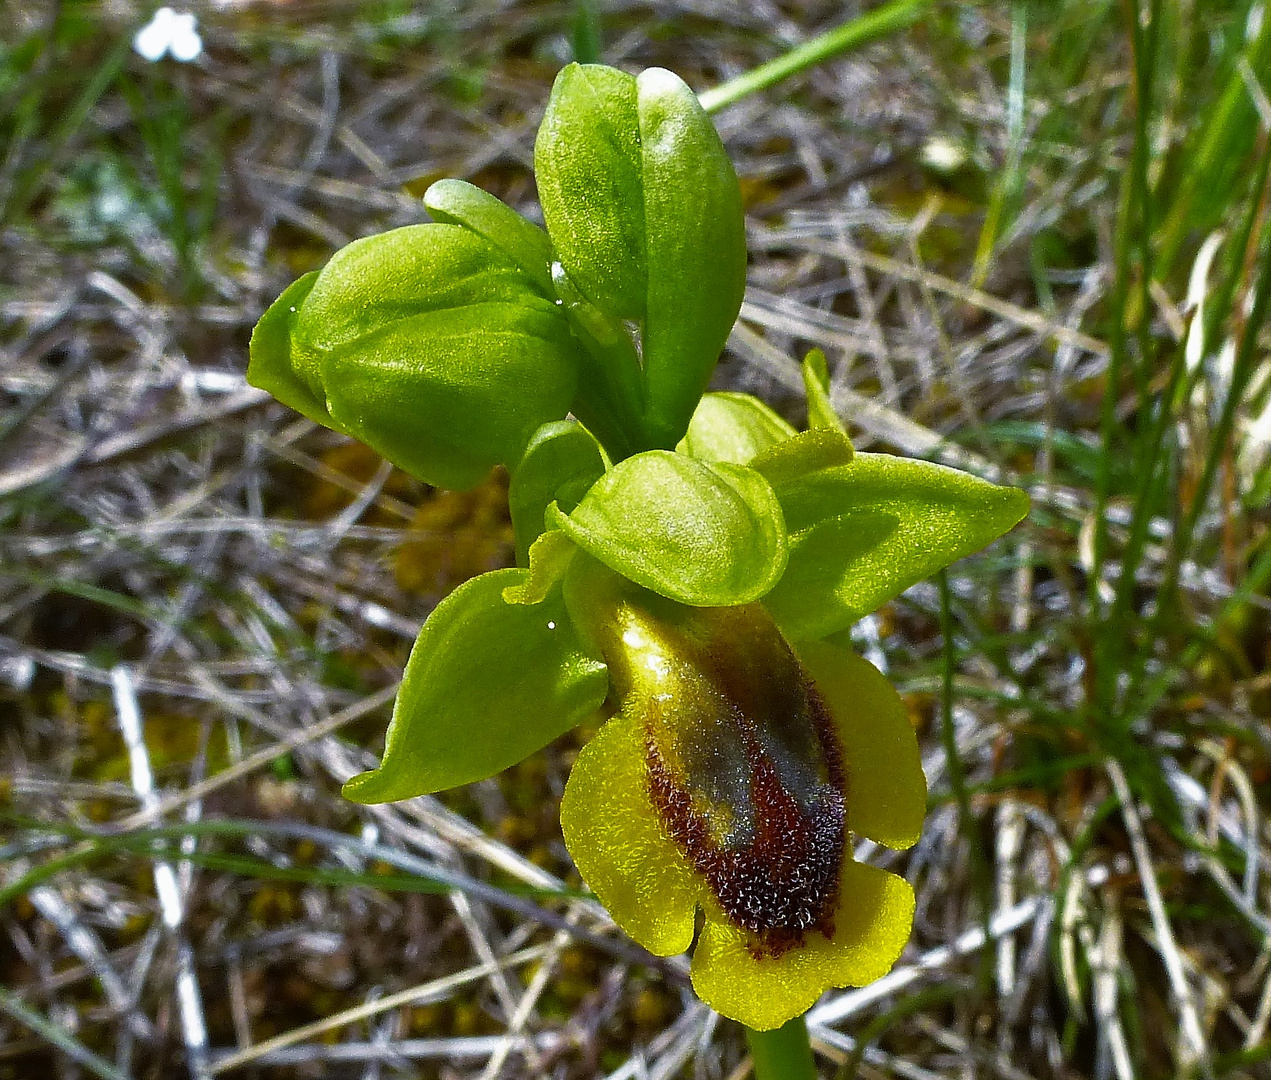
[601,597,848,958]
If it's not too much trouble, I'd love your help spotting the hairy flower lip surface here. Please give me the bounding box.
[612,599,848,956]
[560,581,926,1029]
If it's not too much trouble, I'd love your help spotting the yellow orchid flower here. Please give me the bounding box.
[560,563,925,1030]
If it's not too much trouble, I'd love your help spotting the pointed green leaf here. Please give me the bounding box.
[424,178,554,295]
[343,569,608,802]
[802,348,845,433]
[763,454,1029,640]
[548,450,787,606]
[509,420,606,564]
[679,392,796,464]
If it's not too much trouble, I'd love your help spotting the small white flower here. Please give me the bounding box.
[920,135,967,174]
[134,7,203,63]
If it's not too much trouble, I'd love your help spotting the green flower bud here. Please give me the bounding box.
[535,63,746,450]
[248,219,581,491]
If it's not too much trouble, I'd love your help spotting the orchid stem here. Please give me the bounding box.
[746,1014,818,1080]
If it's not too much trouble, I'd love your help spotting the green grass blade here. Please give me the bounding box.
[938,570,993,989]
[571,0,602,64]
[2,36,130,223]
[0,986,135,1080]
[697,0,935,113]
[1149,138,1271,651]
[970,3,1028,290]
[1155,9,1271,277]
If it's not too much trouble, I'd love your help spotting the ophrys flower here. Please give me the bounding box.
[341,375,1026,1027]
[558,570,925,1028]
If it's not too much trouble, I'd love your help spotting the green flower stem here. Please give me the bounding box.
[697,0,936,114]
[746,1015,818,1080]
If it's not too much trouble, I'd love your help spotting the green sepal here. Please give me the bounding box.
[509,420,607,565]
[750,426,854,489]
[764,513,901,641]
[802,348,846,434]
[679,392,797,464]
[253,223,581,491]
[637,67,746,449]
[535,64,645,319]
[547,450,787,606]
[247,271,332,426]
[503,529,577,606]
[424,178,554,295]
[343,568,608,802]
[763,453,1030,640]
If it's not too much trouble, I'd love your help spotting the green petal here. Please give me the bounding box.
[423,178,554,295]
[764,453,1030,640]
[797,640,926,849]
[690,862,915,1030]
[751,426,854,489]
[343,569,608,802]
[679,392,796,464]
[548,450,787,606]
[802,348,845,433]
[509,420,606,565]
[560,710,702,956]
[503,530,577,607]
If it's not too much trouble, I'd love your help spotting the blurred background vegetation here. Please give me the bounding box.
[1,1,1270,1077]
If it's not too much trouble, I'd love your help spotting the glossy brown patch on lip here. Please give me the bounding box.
[606,599,848,959]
